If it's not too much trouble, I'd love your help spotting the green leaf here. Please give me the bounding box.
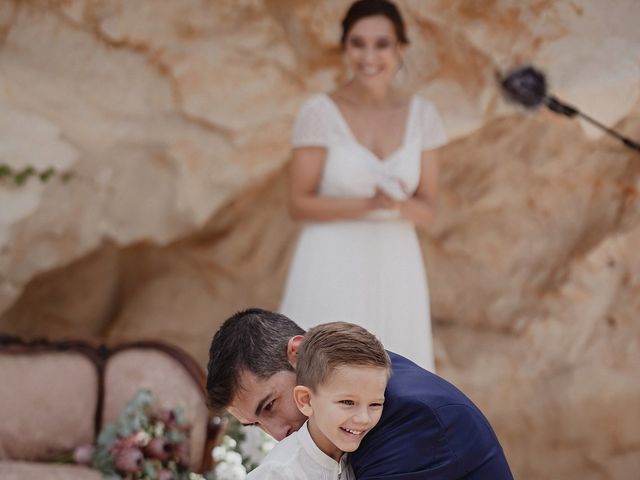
[166,429,187,443]
[39,167,55,182]
[92,447,117,474]
[97,423,119,447]
[174,406,187,426]
[142,459,158,477]
[15,166,35,186]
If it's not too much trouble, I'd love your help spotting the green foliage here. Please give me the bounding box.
[0,163,71,186]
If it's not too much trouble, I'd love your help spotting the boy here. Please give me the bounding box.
[247,322,391,479]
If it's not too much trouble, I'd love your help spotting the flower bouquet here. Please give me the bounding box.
[73,389,276,480]
[74,389,198,480]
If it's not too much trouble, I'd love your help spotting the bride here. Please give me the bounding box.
[280,0,447,371]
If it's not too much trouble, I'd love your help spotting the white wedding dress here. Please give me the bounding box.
[280,93,447,371]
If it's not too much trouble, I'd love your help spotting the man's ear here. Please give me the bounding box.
[293,385,313,417]
[287,335,304,367]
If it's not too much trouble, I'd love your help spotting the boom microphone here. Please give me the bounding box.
[500,65,640,154]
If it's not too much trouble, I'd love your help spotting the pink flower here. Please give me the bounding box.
[144,437,172,461]
[132,431,150,445]
[113,435,140,450]
[114,447,144,473]
[174,440,190,467]
[157,469,176,480]
[73,444,96,465]
[156,408,176,427]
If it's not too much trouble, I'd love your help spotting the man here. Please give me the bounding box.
[207,308,513,479]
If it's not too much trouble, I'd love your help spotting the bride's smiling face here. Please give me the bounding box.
[343,15,405,87]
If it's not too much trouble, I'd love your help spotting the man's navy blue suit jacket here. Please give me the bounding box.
[351,352,513,479]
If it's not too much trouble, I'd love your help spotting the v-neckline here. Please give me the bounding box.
[323,93,415,163]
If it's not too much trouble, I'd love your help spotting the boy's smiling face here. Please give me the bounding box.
[294,365,389,461]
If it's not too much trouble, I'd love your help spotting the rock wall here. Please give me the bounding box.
[1,1,640,478]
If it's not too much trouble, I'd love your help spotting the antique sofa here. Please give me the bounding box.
[0,335,219,479]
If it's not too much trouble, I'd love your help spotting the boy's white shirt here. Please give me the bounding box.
[246,421,355,480]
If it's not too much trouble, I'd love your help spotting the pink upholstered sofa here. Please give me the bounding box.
[0,336,219,479]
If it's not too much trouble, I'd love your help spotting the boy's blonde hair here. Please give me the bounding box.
[296,322,391,391]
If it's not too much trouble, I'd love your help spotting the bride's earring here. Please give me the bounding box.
[343,56,354,81]
[394,55,408,86]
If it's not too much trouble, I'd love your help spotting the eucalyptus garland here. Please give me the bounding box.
[0,163,71,185]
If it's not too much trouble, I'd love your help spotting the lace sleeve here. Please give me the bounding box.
[419,98,448,151]
[291,95,329,148]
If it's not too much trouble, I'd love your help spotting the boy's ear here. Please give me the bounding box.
[293,385,313,417]
[287,335,305,367]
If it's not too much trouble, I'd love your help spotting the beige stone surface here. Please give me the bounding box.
[1,1,640,478]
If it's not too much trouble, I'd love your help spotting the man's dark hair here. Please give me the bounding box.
[206,308,305,414]
[341,0,409,47]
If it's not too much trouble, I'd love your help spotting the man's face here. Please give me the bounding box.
[228,369,308,441]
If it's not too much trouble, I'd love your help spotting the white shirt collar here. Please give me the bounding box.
[297,421,349,472]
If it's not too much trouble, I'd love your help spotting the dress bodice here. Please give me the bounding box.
[291,93,448,202]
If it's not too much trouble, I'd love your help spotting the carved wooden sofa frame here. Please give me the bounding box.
[0,335,219,479]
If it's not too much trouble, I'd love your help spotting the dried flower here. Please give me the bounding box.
[72,444,96,465]
[157,408,177,427]
[209,417,275,479]
[157,468,176,480]
[174,439,191,467]
[114,447,144,473]
[73,389,196,480]
[144,437,173,461]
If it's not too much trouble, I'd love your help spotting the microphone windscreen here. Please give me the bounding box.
[500,66,548,108]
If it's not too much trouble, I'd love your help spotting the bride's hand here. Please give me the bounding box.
[370,187,399,210]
